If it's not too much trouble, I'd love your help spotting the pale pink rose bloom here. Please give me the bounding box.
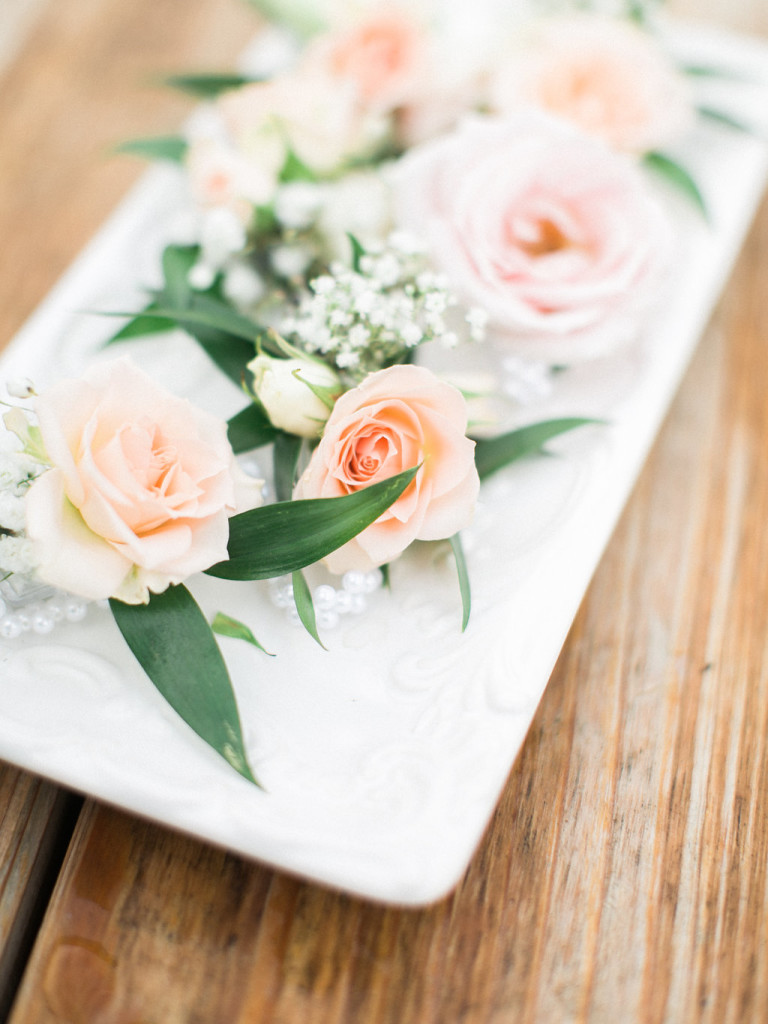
[304,6,429,114]
[395,82,479,148]
[488,15,692,154]
[293,364,479,574]
[393,113,672,363]
[25,359,262,604]
[218,68,370,175]
[186,137,282,220]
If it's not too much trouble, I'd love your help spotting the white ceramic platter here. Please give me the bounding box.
[1,23,767,906]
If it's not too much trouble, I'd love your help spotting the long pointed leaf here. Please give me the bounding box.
[273,432,302,502]
[207,466,418,580]
[110,585,257,784]
[106,305,175,344]
[164,72,261,97]
[122,300,262,343]
[473,418,597,481]
[292,571,326,648]
[103,300,261,383]
[162,244,199,307]
[212,611,274,656]
[116,136,188,163]
[697,105,752,134]
[449,534,471,632]
[643,151,708,219]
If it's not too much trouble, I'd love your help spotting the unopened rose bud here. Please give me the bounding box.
[248,354,340,439]
[6,377,35,399]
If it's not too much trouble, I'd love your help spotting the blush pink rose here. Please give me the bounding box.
[488,15,692,154]
[293,364,479,574]
[25,359,262,604]
[393,113,672,363]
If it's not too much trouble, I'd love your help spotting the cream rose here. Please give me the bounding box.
[293,364,479,573]
[218,67,374,177]
[25,359,262,604]
[488,15,692,154]
[393,112,672,363]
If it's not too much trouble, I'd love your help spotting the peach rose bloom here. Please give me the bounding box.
[305,6,429,114]
[488,14,692,153]
[25,359,262,604]
[393,112,672,363]
[293,364,479,573]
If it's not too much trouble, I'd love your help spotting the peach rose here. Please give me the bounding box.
[393,113,672,363]
[304,6,429,114]
[488,14,692,154]
[293,364,479,573]
[25,359,262,604]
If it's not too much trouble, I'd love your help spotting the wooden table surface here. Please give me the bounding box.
[1,0,768,1020]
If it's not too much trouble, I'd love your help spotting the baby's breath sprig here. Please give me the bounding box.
[0,382,48,579]
[279,232,488,383]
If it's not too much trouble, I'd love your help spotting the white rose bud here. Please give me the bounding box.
[6,377,35,399]
[248,354,340,439]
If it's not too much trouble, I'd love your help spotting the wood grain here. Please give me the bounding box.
[4,1,768,1021]
[0,0,258,353]
[0,771,79,1023]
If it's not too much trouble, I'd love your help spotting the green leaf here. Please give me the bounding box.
[105,305,175,344]
[132,297,262,344]
[643,151,709,219]
[164,72,261,97]
[105,245,200,345]
[280,146,318,184]
[116,136,188,164]
[103,295,265,384]
[292,369,338,412]
[206,465,418,580]
[697,105,752,134]
[473,418,598,481]
[161,244,199,307]
[244,0,327,39]
[682,63,750,80]
[227,403,279,453]
[292,571,326,648]
[252,204,279,236]
[449,534,471,632]
[109,586,257,784]
[212,611,274,656]
[347,233,366,273]
[273,432,302,502]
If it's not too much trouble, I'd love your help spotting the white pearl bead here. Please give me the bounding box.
[272,585,295,610]
[32,612,54,635]
[341,571,366,595]
[313,585,337,611]
[64,600,87,623]
[317,609,339,630]
[0,616,22,640]
[362,570,382,594]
